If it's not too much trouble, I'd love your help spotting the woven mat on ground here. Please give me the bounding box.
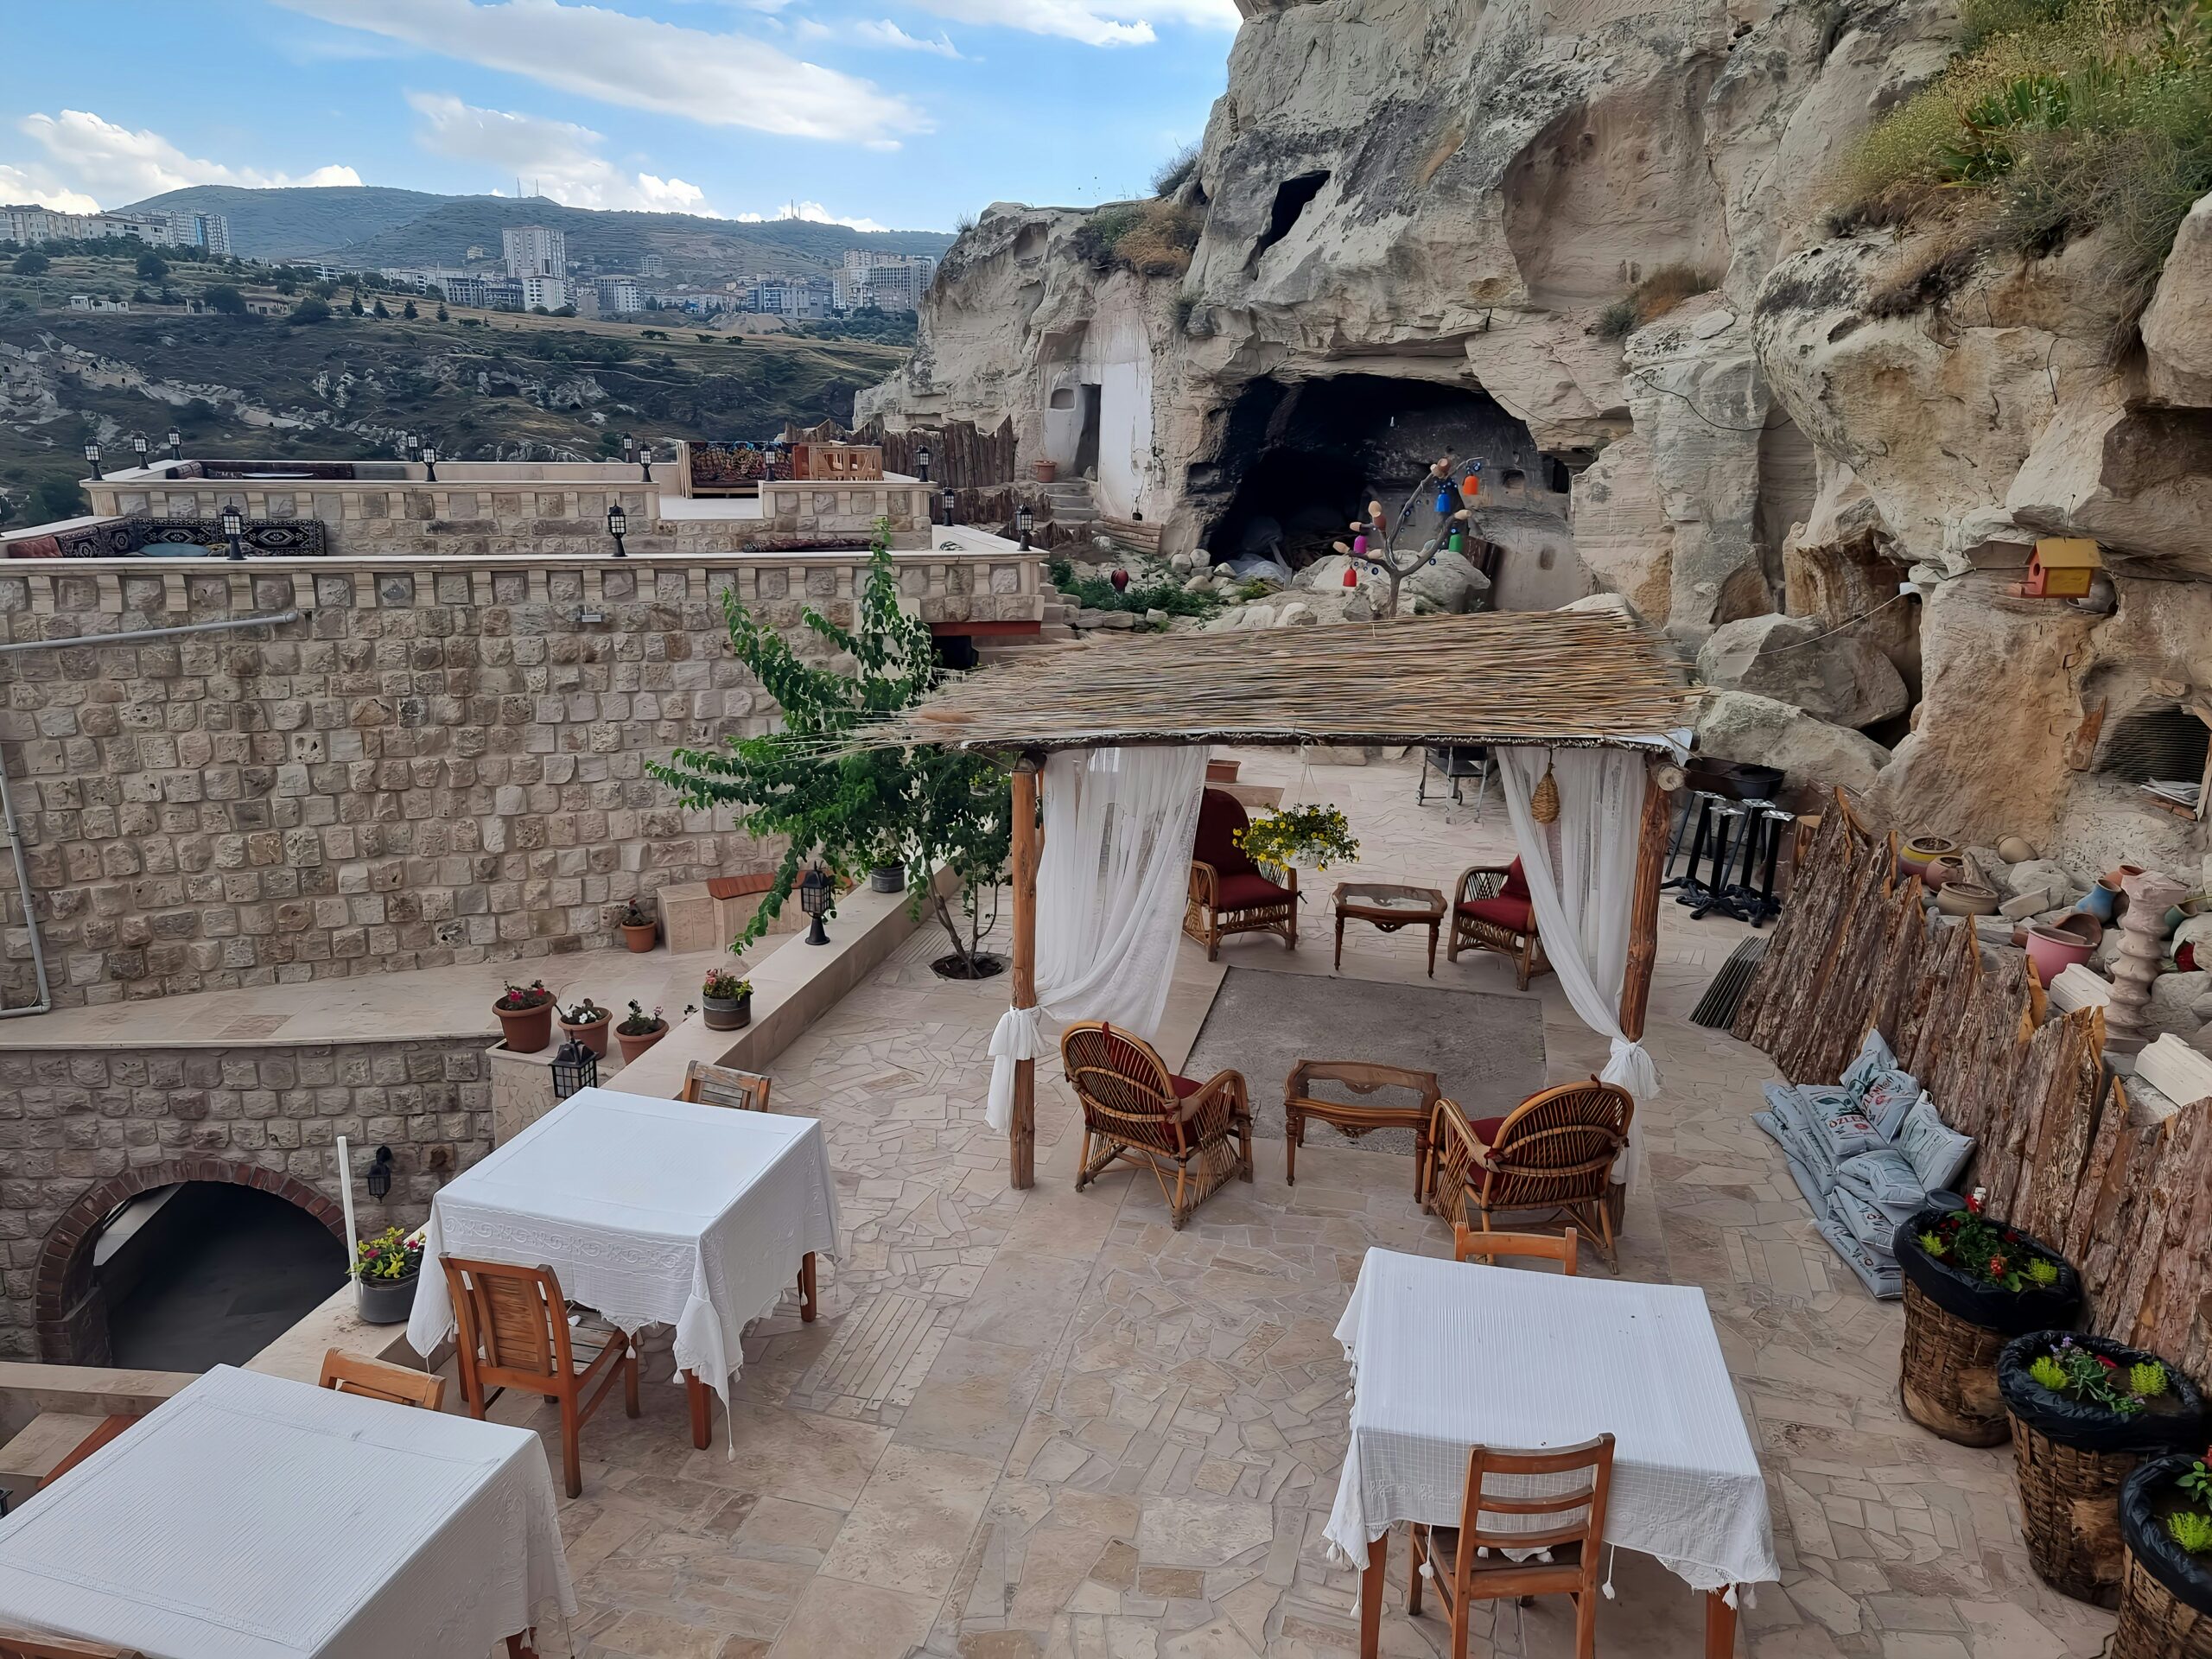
[1181,964,1548,1156]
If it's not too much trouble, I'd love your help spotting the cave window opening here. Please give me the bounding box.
[1248,172,1329,270]
[2101,705,2212,795]
[1547,457,1573,493]
[1501,467,1526,490]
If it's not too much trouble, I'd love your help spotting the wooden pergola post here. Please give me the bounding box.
[1618,760,1673,1043]
[1007,753,1044,1190]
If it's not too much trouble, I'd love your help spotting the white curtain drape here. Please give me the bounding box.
[986,746,1209,1131]
[1494,747,1659,1192]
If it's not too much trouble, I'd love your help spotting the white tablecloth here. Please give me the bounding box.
[407,1086,842,1416]
[0,1365,574,1659]
[1324,1249,1779,1597]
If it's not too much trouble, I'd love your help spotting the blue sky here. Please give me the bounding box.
[0,0,1236,232]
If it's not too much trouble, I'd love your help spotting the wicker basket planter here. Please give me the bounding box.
[2115,1457,2212,1659]
[1894,1205,2082,1446]
[1999,1333,2206,1605]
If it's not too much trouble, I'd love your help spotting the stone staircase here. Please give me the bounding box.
[1039,478,1097,532]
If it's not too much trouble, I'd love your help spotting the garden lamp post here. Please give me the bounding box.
[607,500,627,557]
[167,426,182,461]
[1016,503,1033,551]
[639,442,654,483]
[421,445,438,483]
[219,503,245,562]
[82,440,102,480]
[942,485,957,528]
[130,432,149,468]
[916,443,931,484]
[550,1039,599,1100]
[621,433,635,468]
[799,862,832,946]
[404,430,421,463]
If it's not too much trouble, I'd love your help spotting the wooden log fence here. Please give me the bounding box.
[1732,791,2212,1377]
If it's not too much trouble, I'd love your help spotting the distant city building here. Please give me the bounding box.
[832,250,938,313]
[466,245,492,261]
[521,275,569,311]
[182,211,231,254]
[480,276,525,311]
[639,252,667,277]
[67,295,130,311]
[3,205,228,251]
[594,276,643,315]
[747,275,832,319]
[502,226,566,279]
[436,274,490,308]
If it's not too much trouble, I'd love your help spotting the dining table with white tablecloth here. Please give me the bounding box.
[405,1085,842,1435]
[0,1364,574,1659]
[1325,1248,1779,1659]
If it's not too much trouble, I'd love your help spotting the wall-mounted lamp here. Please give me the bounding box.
[365,1144,394,1201]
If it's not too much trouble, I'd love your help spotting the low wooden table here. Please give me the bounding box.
[1283,1060,1440,1198]
[1332,882,1447,976]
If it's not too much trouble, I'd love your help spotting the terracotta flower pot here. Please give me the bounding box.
[1936,881,2000,918]
[559,1014,610,1057]
[621,920,657,953]
[2025,924,2096,987]
[1032,460,1058,483]
[493,995,555,1053]
[1899,836,1961,886]
[615,1020,668,1064]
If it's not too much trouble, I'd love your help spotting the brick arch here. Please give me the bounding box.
[35,1159,346,1365]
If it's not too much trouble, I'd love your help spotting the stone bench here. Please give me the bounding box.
[661,873,801,957]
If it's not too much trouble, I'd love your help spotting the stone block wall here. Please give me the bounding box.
[3,1037,491,1362]
[0,550,1037,1010]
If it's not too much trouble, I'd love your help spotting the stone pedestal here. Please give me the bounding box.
[2106,871,2188,1049]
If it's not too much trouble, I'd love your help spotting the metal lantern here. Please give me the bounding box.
[550,1038,599,1100]
[798,862,832,946]
[941,485,957,527]
[607,501,628,558]
[131,433,149,467]
[639,442,654,483]
[1016,503,1033,550]
[404,430,421,462]
[166,426,182,461]
[421,445,438,482]
[365,1144,395,1201]
[82,440,102,478]
[916,443,931,483]
[219,503,246,562]
[621,433,635,466]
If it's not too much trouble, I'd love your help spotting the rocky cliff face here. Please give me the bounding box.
[866,0,2212,883]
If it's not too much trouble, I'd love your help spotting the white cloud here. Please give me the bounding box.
[731,200,892,232]
[899,0,1236,47]
[7,110,359,208]
[273,0,927,146]
[410,94,712,213]
[824,18,965,56]
[0,165,99,214]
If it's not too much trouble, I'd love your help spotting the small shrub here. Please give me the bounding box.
[702,969,751,1000]
[1595,264,1717,338]
[2169,1510,2212,1554]
[1152,143,1201,197]
[1595,299,1640,338]
[1864,237,1984,316]
[617,999,664,1036]
[1074,199,1204,278]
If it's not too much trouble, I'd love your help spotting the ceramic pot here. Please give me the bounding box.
[702,993,751,1033]
[1899,836,1961,884]
[621,919,657,953]
[1032,460,1058,483]
[869,863,906,894]
[1936,882,2000,918]
[615,1020,668,1064]
[1205,759,1240,784]
[1926,856,1967,892]
[355,1270,418,1326]
[493,996,554,1054]
[558,1014,610,1058]
[2025,925,2097,987]
[1998,836,2039,865]
[2078,881,2121,924]
[2052,912,2104,947]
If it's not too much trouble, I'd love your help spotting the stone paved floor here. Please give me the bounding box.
[454,750,2114,1659]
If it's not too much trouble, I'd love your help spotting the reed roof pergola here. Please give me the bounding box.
[862,610,1700,1191]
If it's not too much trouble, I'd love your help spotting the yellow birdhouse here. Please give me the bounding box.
[2020,537,2102,599]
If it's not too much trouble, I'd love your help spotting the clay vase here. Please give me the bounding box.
[1998,836,2038,864]
[1936,882,1999,918]
[1898,836,1961,886]
[2024,925,2096,988]
[1926,856,1967,892]
[2050,911,2103,948]
[2075,880,2120,924]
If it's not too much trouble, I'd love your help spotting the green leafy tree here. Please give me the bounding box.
[650,519,1012,976]
[402,298,418,320]
[202,283,246,315]
[290,296,333,324]
[11,250,48,276]
[136,251,168,283]
[435,302,449,321]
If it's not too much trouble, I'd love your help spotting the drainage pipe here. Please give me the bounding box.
[0,607,302,1017]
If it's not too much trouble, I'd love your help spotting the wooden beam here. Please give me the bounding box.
[1618,762,1671,1043]
[1008,754,1044,1189]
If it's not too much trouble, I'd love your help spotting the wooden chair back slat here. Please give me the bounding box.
[680,1060,772,1112]
[320,1347,447,1410]
[1062,1023,1186,1152]
[1462,1434,1614,1554]
[0,1629,145,1659]
[444,1256,571,1382]
[1453,1226,1579,1274]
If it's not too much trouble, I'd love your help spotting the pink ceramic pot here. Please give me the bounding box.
[2024,923,2095,987]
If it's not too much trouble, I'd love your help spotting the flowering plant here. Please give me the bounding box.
[617,999,665,1036]
[2171,1452,2212,1554]
[494,978,551,1012]
[1234,804,1360,873]
[702,969,752,1001]
[355,1225,422,1282]
[558,997,607,1025]
[1912,1195,2063,1291]
[2024,1337,2167,1416]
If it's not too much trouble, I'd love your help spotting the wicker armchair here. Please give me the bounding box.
[1424,1080,1634,1261]
[1446,857,1548,989]
[1062,1020,1253,1229]
[1185,788,1298,961]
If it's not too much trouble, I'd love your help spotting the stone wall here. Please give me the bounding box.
[0,547,1042,1010]
[4,1036,490,1362]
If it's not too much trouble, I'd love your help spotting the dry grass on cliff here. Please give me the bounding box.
[1074,199,1205,279]
[1834,0,2212,323]
[1595,264,1719,338]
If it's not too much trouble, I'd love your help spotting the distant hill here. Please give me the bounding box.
[122,186,955,282]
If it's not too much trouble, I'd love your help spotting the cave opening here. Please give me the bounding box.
[2101,704,2212,791]
[1189,372,1574,602]
[1249,172,1329,270]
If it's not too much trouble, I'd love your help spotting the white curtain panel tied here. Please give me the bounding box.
[986,746,1210,1132]
[1495,746,1659,1191]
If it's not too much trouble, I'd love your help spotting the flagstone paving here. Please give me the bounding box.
[462,750,2116,1659]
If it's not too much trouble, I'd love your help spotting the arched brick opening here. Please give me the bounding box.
[35,1159,346,1366]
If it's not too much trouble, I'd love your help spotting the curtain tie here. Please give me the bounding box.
[985,1005,1048,1133]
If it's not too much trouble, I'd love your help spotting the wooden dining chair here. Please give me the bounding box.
[0,1628,143,1658]
[320,1347,448,1411]
[1453,1225,1580,1275]
[34,1416,136,1492]
[1407,1433,1616,1659]
[441,1255,639,1498]
[680,1059,772,1112]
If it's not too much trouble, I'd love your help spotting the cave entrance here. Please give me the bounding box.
[2101,702,2212,817]
[1073,383,1103,480]
[1189,373,1574,602]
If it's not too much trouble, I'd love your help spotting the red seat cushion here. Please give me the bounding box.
[1457,895,1534,934]
[1468,1116,1507,1145]
[1192,788,1258,878]
[1215,871,1293,909]
[1169,1073,1205,1098]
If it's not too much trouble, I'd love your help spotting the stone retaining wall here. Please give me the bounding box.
[4,1036,491,1362]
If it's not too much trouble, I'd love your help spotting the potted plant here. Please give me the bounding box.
[2117,1451,2212,1659]
[618,897,657,953]
[492,978,556,1053]
[2001,1332,2206,1605]
[557,997,610,1058]
[1234,803,1362,879]
[701,969,753,1032]
[1032,459,1058,483]
[1894,1195,2083,1446]
[353,1224,423,1325]
[615,1000,669,1063]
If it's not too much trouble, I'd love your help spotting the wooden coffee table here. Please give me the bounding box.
[1333,881,1447,976]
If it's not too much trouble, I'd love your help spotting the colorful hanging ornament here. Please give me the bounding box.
[1463,473,1479,499]
[1351,534,1368,556]
[1109,568,1129,593]
[1434,488,1452,514]
[1447,527,1465,553]
[1530,760,1560,824]
[1342,566,1359,588]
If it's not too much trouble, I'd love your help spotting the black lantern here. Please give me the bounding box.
[130,432,149,467]
[421,444,438,482]
[621,433,635,467]
[219,503,245,562]
[607,500,628,557]
[550,1038,599,1100]
[365,1144,395,1200]
[915,443,931,483]
[166,425,182,461]
[1016,503,1033,551]
[798,862,832,946]
[941,485,957,528]
[404,429,421,462]
[82,439,102,478]
[639,442,654,483]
